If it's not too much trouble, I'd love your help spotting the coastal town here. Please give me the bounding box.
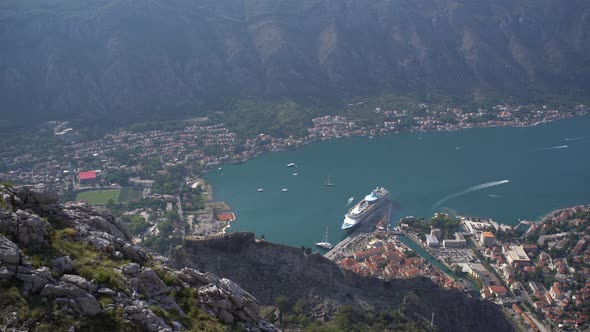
[328,219,474,293]
[0,103,587,196]
[1,102,589,331]
[325,204,590,332]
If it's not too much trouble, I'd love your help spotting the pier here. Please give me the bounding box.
[324,202,392,260]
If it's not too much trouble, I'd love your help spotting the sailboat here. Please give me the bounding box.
[324,176,335,187]
[315,226,333,249]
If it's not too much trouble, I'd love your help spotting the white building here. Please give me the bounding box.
[504,245,531,267]
[431,228,442,239]
[426,234,439,248]
[443,233,467,248]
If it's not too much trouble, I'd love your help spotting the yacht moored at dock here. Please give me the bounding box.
[341,187,389,230]
[315,226,333,249]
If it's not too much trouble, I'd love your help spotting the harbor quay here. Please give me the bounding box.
[323,203,473,292]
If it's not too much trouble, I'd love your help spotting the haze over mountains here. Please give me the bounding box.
[1,0,589,123]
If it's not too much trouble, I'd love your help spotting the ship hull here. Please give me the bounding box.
[341,190,389,230]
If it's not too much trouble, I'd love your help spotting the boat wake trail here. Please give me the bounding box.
[538,145,568,151]
[433,180,510,209]
[488,194,503,198]
[565,136,588,141]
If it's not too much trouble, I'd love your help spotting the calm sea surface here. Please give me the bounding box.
[206,115,590,249]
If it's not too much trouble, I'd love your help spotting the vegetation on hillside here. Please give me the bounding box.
[224,100,314,139]
[404,214,461,240]
[1,225,132,329]
[0,284,133,332]
[279,303,433,332]
[0,210,226,331]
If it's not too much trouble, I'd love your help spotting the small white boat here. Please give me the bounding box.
[315,242,333,250]
[324,176,335,187]
[286,163,297,167]
[346,197,354,205]
[282,188,288,192]
[292,172,298,176]
[315,226,333,250]
[257,188,264,192]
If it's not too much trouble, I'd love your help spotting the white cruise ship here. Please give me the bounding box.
[341,187,389,230]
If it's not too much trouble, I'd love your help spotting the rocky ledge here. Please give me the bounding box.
[172,232,515,332]
[0,186,276,331]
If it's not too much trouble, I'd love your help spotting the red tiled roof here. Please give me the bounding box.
[370,255,386,263]
[353,246,386,260]
[79,171,97,180]
[489,285,508,295]
[512,304,523,315]
[340,257,356,267]
[215,213,234,222]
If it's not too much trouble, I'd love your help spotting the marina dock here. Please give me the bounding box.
[324,202,392,261]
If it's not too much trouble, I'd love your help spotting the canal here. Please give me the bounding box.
[397,235,457,278]
[397,234,481,291]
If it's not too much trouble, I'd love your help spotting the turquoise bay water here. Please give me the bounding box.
[206,116,590,249]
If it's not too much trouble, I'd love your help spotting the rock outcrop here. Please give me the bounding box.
[0,186,277,331]
[172,232,515,332]
[0,236,20,279]
[1,186,149,264]
[52,255,74,275]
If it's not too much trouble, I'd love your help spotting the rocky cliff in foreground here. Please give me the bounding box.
[171,233,515,332]
[0,185,276,331]
[0,185,514,331]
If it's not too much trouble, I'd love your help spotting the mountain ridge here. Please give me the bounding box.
[1,0,589,123]
[171,232,515,332]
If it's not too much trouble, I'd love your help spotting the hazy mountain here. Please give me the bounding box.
[1,0,589,123]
